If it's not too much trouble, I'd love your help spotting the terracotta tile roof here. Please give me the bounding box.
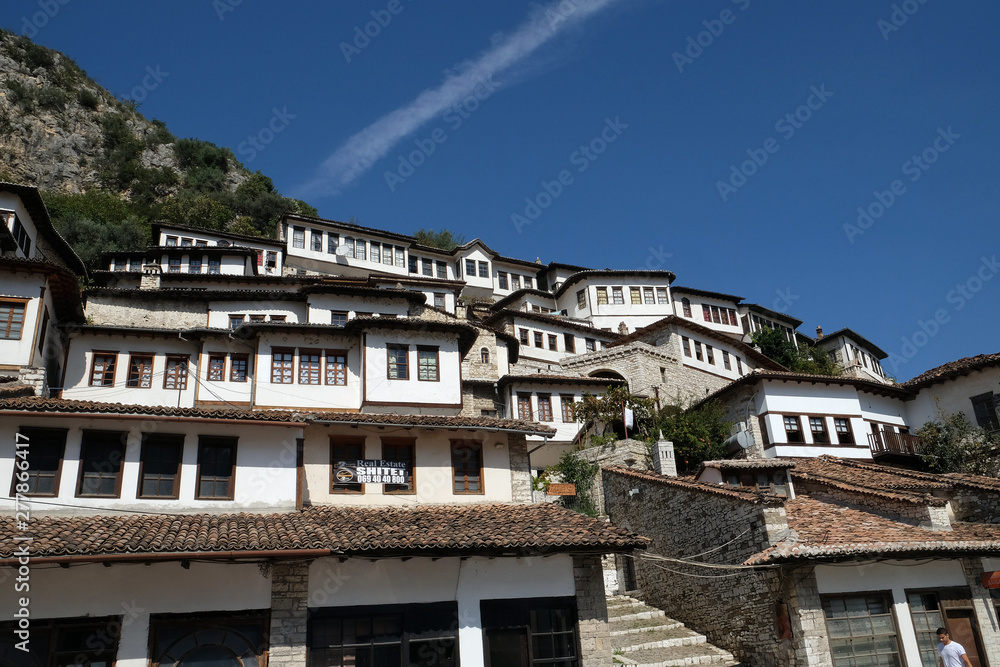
[669,286,745,303]
[483,309,619,339]
[552,270,677,299]
[0,382,35,399]
[813,327,889,359]
[791,457,950,506]
[604,466,785,505]
[746,497,1000,564]
[0,504,647,562]
[497,374,627,388]
[701,459,797,470]
[901,352,1000,389]
[0,397,556,435]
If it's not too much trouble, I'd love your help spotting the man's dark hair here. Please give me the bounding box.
[936,627,949,635]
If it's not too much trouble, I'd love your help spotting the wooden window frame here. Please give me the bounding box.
[834,417,855,445]
[585,338,596,352]
[76,430,126,498]
[433,293,446,309]
[564,333,576,353]
[137,433,184,500]
[629,286,641,304]
[705,345,715,365]
[127,353,155,388]
[611,287,625,305]
[480,347,490,364]
[682,297,692,317]
[537,394,553,422]
[387,344,410,380]
[325,349,348,386]
[560,395,575,423]
[450,439,484,495]
[517,393,533,420]
[330,436,365,494]
[694,341,703,362]
[381,437,416,495]
[11,427,66,497]
[548,334,558,351]
[722,350,731,370]
[89,351,118,387]
[821,593,902,666]
[298,348,322,385]
[0,297,29,340]
[809,416,831,444]
[465,259,476,276]
[230,354,249,382]
[656,287,669,304]
[271,347,294,384]
[519,328,529,344]
[681,336,692,357]
[163,355,189,390]
[576,289,587,309]
[195,436,237,500]
[596,287,608,305]
[510,274,521,289]
[331,310,348,327]
[436,260,447,278]
[206,354,226,382]
[783,415,804,443]
[534,331,544,348]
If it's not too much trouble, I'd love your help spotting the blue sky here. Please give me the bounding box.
[7,0,1000,381]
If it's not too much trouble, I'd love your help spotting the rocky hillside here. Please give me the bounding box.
[0,31,315,268]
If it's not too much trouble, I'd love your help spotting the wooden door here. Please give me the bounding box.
[945,610,988,667]
[484,627,528,667]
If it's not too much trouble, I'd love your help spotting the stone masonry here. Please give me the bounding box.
[507,432,532,504]
[573,554,612,667]
[268,560,310,667]
[960,558,1000,666]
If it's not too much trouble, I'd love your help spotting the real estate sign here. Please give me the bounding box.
[335,460,410,485]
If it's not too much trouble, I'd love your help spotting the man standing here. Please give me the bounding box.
[936,627,974,667]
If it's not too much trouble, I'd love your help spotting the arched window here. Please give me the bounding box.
[481,348,490,364]
[681,298,692,318]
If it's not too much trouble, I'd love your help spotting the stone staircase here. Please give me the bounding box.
[607,595,743,666]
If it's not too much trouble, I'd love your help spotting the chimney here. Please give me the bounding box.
[815,325,824,339]
[455,304,467,320]
[652,432,677,477]
[140,263,161,290]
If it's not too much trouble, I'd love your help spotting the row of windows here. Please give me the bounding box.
[778,415,856,445]
[592,286,669,307]
[330,437,483,495]
[164,235,208,246]
[749,314,796,343]
[516,393,576,423]
[680,336,744,374]
[846,344,885,377]
[0,298,27,340]
[292,227,407,268]
[89,352,192,389]
[229,313,287,327]
[12,428,237,500]
[678,298,739,327]
[517,328,597,354]
[9,213,31,257]
[408,255,449,278]
[496,271,534,290]
[271,348,349,385]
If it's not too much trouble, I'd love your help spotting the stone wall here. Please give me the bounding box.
[17,365,46,395]
[268,560,310,667]
[460,327,502,380]
[951,487,1000,524]
[573,439,651,515]
[85,293,208,328]
[459,382,499,417]
[507,433,532,504]
[573,554,611,667]
[603,467,827,666]
[960,558,1000,667]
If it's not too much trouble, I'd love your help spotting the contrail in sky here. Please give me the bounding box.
[296,0,622,197]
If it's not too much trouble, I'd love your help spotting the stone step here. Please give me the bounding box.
[612,642,738,666]
[610,618,684,636]
[608,608,667,623]
[615,626,706,652]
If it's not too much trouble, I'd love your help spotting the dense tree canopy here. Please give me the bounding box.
[916,412,1000,476]
[751,327,840,376]
[413,228,465,251]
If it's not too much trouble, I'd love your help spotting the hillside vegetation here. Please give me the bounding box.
[0,31,316,268]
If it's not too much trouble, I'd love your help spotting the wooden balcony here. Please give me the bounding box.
[868,429,921,456]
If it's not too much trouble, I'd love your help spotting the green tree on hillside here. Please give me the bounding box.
[916,413,1000,476]
[751,327,840,376]
[413,228,465,250]
[656,401,733,474]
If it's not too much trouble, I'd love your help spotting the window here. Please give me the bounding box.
[89,351,117,386]
[809,417,830,444]
[481,347,490,364]
[534,331,544,348]
[834,418,854,445]
[524,276,533,289]
[422,258,433,276]
[138,433,183,498]
[596,287,608,305]
[208,258,221,274]
[711,306,722,324]
[783,416,803,443]
[328,234,340,254]
[560,395,575,423]
[382,437,415,494]
[498,272,509,290]
[387,344,409,380]
[330,310,348,327]
[681,297,692,317]
[537,395,553,422]
[270,314,286,323]
[681,336,692,357]
[272,348,294,383]
[643,287,655,304]
[164,355,189,390]
[394,247,405,268]
[656,287,669,304]
[417,346,439,381]
[127,354,154,388]
[511,274,521,290]
[630,286,642,304]
[355,239,366,260]
[465,259,476,276]
[728,309,739,326]
[266,251,277,268]
[736,357,743,375]
[299,349,321,385]
[482,599,579,667]
[370,243,381,263]
[309,603,458,667]
[229,314,245,329]
[694,341,703,361]
[585,338,596,352]
[451,440,483,494]
[970,392,1000,432]
[330,436,365,493]
[168,257,181,273]
[325,350,347,386]
[408,256,418,273]
[12,427,65,496]
[564,333,576,353]
[292,227,305,248]
[343,237,355,258]
[230,354,249,382]
[165,235,178,246]
[181,238,193,247]
[436,261,447,278]
[822,594,901,667]
[248,314,266,323]
[611,287,624,304]
[0,617,121,667]
[907,592,947,667]
[150,615,268,667]
[519,328,530,345]
[188,257,202,274]
[205,354,226,382]
[77,430,126,497]
[433,293,446,309]
[476,261,488,278]
[705,345,715,365]
[197,436,237,500]
[518,393,533,420]
[384,245,395,265]
[703,304,711,322]
[548,334,558,351]
[722,351,731,370]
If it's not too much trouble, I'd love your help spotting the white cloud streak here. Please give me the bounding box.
[296,0,622,197]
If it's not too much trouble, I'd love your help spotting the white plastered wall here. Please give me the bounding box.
[906,367,1000,429]
[363,330,462,409]
[0,271,45,369]
[253,331,362,410]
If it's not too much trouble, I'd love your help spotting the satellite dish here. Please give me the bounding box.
[723,429,754,453]
[335,246,352,256]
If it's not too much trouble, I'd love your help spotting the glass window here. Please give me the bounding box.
[387,345,409,380]
[208,258,221,274]
[168,257,181,273]
[451,440,483,494]
[478,261,489,278]
[422,258,433,276]
[585,338,596,352]
[498,272,509,290]
[970,392,1000,432]
[150,615,267,667]
[481,348,490,364]
[409,256,418,273]
[395,247,405,268]
[703,304,712,322]
[630,287,641,304]
[299,349,321,385]
[370,243,380,263]
[564,334,575,353]
[14,427,65,496]
[292,227,305,248]
[229,314,245,329]
[822,594,902,667]
[656,287,669,304]
[0,617,120,667]
[230,354,249,382]
[834,418,854,445]
[165,235,178,246]
[907,592,945,667]
[382,438,415,494]
[810,417,830,444]
[511,274,521,290]
[722,351,731,370]
[537,395,553,422]
[417,346,439,381]
[196,436,236,499]
[548,334,558,351]
[138,433,183,498]
[310,230,323,252]
[694,341,703,361]
[643,287,655,304]
[163,355,189,390]
[343,237,355,258]
[355,239,366,260]
[433,293,446,309]
[524,276,532,289]
[207,355,225,382]
[384,245,394,265]
[783,416,803,443]
[437,260,448,278]
[266,251,277,268]
[188,257,202,274]
[331,310,348,327]
[681,337,691,357]
[519,328,529,345]
[576,290,587,309]
[705,345,715,365]
[682,298,692,317]
[77,430,126,497]
[518,393,533,420]
[325,350,347,386]
[272,348,294,384]
[561,395,575,423]
[534,331,543,348]
[127,354,154,388]
[328,234,340,254]
[89,352,117,386]
[611,287,624,304]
